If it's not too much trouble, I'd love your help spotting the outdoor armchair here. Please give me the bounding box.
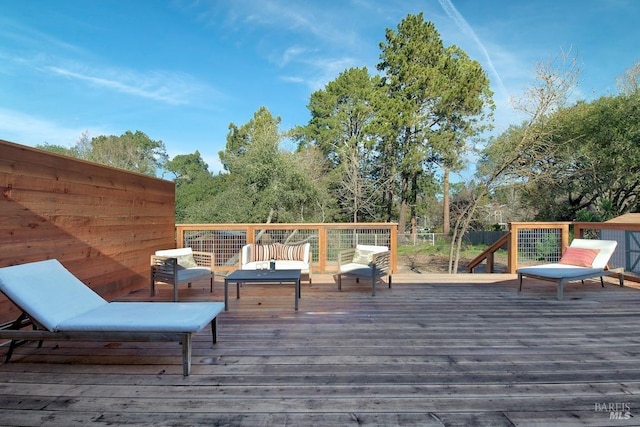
[337,244,392,296]
[151,247,214,301]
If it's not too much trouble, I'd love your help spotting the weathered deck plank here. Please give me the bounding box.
[1,273,640,426]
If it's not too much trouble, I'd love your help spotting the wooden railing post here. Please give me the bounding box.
[561,223,570,250]
[508,223,519,273]
[318,225,327,273]
[390,224,398,274]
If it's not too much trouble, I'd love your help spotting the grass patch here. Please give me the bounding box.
[398,241,506,258]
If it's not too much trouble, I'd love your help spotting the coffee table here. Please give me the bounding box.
[224,269,302,311]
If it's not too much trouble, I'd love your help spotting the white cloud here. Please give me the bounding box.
[44,64,217,106]
[0,108,108,147]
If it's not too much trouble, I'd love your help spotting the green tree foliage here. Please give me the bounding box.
[295,67,386,222]
[377,13,494,236]
[87,130,167,176]
[218,106,330,223]
[36,143,76,157]
[480,59,640,223]
[37,130,167,177]
[522,93,640,220]
[165,151,223,223]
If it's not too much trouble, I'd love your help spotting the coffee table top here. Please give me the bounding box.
[225,269,301,281]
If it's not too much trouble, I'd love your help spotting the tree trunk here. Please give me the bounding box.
[443,168,450,235]
[397,175,409,237]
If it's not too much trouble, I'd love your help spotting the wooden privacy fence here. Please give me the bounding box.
[0,139,176,324]
[175,223,398,274]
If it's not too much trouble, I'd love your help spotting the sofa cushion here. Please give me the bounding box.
[243,260,308,272]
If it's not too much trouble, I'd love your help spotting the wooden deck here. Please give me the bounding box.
[2,273,640,426]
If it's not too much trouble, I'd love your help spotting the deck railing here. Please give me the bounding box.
[175,223,398,274]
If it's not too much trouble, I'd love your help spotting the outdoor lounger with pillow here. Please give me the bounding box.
[0,259,224,375]
[517,238,624,300]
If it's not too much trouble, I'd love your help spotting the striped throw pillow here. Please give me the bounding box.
[250,244,276,262]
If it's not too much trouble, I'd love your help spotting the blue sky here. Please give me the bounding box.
[1,0,638,176]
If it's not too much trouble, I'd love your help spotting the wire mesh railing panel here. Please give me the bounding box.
[517,228,562,266]
[183,229,247,268]
[176,223,397,273]
[326,228,392,263]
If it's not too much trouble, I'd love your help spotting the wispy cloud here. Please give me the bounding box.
[437,0,509,100]
[282,56,362,91]
[45,64,210,106]
[0,17,220,107]
[0,108,107,147]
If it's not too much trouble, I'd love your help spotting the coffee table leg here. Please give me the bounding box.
[224,279,228,311]
[237,282,240,299]
[295,278,300,311]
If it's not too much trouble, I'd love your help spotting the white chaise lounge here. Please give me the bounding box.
[517,238,624,300]
[0,259,224,375]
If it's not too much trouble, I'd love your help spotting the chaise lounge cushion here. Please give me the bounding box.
[0,259,107,332]
[0,259,222,333]
[57,302,220,332]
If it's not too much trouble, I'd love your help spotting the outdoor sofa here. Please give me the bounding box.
[240,242,311,283]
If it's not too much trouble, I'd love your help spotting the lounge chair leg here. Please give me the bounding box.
[211,318,217,344]
[337,274,342,291]
[372,277,376,296]
[388,275,392,289]
[182,333,192,376]
[557,281,564,300]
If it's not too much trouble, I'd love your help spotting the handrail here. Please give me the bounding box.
[466,232,510,273]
